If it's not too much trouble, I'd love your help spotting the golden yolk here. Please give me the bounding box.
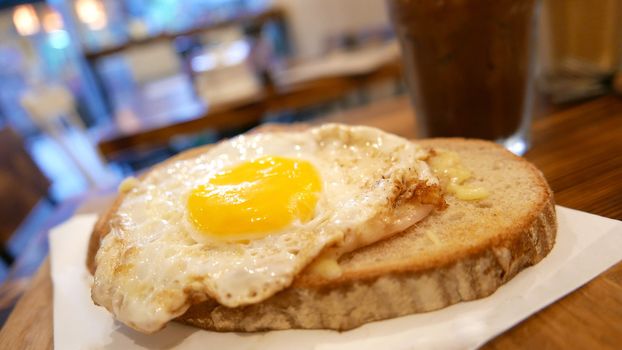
[187,156,322,240]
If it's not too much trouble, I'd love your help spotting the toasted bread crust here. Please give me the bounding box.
[88,131,557,332]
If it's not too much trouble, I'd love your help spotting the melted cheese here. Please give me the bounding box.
[428,151,489,200]
[308,258,343,279]
[119,177,140,194]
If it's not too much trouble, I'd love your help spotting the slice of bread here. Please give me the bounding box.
[88,136,556,332]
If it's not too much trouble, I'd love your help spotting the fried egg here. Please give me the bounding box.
[91,124,444,333]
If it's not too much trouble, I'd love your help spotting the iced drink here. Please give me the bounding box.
[388,0,540,154]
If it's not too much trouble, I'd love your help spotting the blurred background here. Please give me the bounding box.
[0,0,620,290]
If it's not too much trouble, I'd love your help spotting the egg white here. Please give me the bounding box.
[91,124,440,333]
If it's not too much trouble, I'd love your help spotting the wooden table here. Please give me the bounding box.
[1,95,621,349]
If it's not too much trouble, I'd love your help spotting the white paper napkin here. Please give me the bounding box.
[50,206,622,350]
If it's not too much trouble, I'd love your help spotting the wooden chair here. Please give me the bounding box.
[0,128,51,265]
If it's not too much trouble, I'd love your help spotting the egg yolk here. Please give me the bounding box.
[188,156,322,240]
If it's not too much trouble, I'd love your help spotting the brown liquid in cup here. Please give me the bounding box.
[388,0,539,140]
